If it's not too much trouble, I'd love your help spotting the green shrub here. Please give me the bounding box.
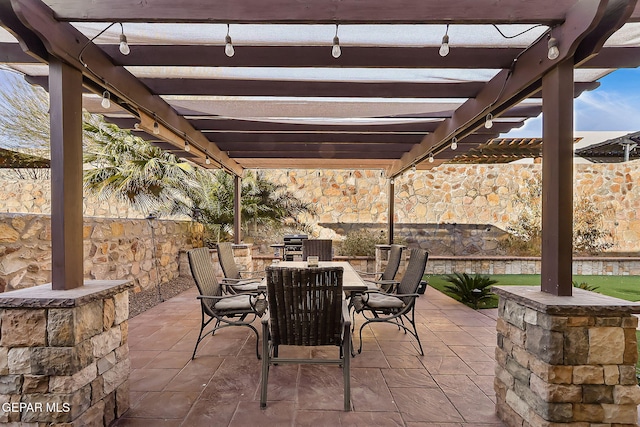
[443,272,497,309]
[572,280,599,292]
[337,229,387,257]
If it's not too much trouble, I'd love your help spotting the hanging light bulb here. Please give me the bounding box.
[451,136,458,150]
[205,155,211,165]
[184,140,191,152]
[390,178,395,185]
[152,120,160,135]
[439,24,450,57]
[428,153,435,163]
[485,113,494,129]
[119,24,130,55]
[332,24,341,58]
[225,24,235,57]
[101,90,111,109]
[412,164,417,172]
[547,36,559,60]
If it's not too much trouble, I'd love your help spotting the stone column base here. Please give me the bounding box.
[493,286,640,426]
[0,280,132,426]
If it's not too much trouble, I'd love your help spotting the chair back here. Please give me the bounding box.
[396,248,429,303]
[188,247,223,311]
[216,242,241,279]
[302,239,333,261]
[381,244,404,281]
[266,266,343,347]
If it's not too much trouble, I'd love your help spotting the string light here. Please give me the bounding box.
[101,90,111,109]
[412,164,416,172]
[205,154,211,164]
[547,35,559,60]
[184,140,191,152]
[119,23,130,56]
[451,136,458,150]
[485,113,494,129]
[225,24,235,57]
[439,24,450,57]
[332,24,341,58]
[428,153,434,163]
[152,119,160,135]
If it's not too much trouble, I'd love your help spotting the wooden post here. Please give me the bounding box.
[234,174,242,244]
[388,178,395,244]
[541,59,574,296]
[49,59,84,290]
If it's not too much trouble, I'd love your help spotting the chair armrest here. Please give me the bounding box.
[356,270,383,277]
[222,277,261,284]
[197,294,238,302]
[393,292,420,299]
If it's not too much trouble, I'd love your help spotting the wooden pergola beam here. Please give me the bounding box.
[9,0,243,176]
[388,0,633,177]
[43,0,576,24]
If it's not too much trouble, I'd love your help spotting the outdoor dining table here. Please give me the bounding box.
[257,261,368,293]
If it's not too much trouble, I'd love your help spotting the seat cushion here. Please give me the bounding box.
[229,282,260,292]
[213,294,253,311]
[365,293,405,309]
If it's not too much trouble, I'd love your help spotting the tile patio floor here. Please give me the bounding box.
[114,286,505,426]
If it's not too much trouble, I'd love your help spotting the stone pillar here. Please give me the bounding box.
[493,286,640,426]
[0,280,132,426]
[231,243,254,273]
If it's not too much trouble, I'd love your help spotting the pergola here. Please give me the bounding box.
[0,0,639,295]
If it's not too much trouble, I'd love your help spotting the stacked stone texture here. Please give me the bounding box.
[0,287,130,425]
[0,214,202,292]
[495,297,640,426]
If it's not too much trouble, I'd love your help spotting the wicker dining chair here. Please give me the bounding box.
[216,242,264,293]
[356,244,404,292]
[352,248,429,355]
[187,247,267,359]
[301,239,333,261]
[260,266,351,411]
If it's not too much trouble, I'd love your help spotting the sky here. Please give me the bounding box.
[503,67,640,137]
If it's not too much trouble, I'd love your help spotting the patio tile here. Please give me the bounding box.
[297,365,349,411]
[350,367,397,412]
[420,356,475,375]
[230,401,296,427]
[381,368,438,388]
[181,397,238,427]
[126,390,200,419]
[163,357,223,392]
[389,387,464,423]
[147,350,193,369]
[129,368,180,392]
[293,410,343,427]
[258,364,299,402]
[200,357,261,402]
[432,330,483,346]
[449,345,495,363]
[129,350,161,369]
[340,411,405,426]
[433,375,502,424]
[116,286,507,426]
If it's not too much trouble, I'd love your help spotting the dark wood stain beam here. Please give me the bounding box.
[45,0,575,24]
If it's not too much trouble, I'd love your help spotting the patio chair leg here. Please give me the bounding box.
[406,311,424,356]
[260,324,270,408]
[192,312,214,359]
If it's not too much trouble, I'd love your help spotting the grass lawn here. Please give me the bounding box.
[427,274,640,309]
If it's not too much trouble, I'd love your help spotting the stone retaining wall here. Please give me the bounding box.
[0,214,203,292]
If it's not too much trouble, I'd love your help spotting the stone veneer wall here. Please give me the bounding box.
[0,214,203,292]
[493,286,640,426]
[0,281,132,426]
[262,162,640,254]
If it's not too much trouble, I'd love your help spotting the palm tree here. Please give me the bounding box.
[83,115,315,242]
